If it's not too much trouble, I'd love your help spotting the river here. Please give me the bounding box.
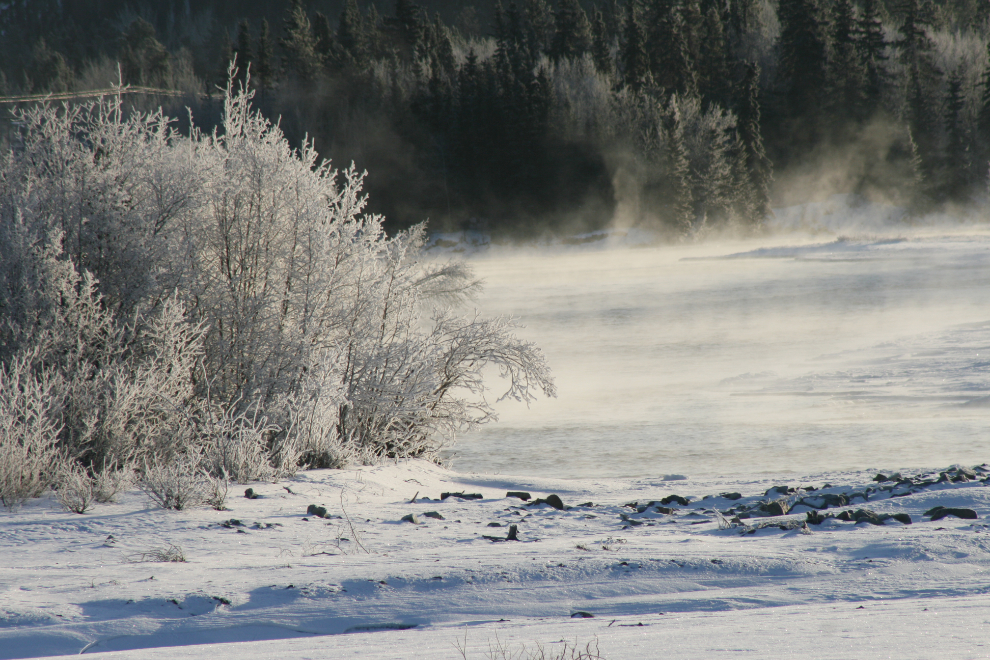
[444,224,990,479]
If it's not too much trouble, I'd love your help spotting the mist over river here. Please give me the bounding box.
[445,226,990,479]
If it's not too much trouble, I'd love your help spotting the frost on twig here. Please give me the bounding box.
[0,65,557,508]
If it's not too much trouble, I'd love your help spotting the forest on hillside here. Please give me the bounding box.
[1,0,989,235]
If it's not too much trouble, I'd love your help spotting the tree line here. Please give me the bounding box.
[2,0,989,235]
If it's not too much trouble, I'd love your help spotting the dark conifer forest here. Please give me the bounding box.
[2,0,988,236]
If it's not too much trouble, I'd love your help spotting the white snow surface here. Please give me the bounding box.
[4,460,990,659]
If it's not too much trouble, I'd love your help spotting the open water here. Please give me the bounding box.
[446,226,990,479]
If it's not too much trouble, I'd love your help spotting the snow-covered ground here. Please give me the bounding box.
[7,198,990,659]
[4,460,990,659]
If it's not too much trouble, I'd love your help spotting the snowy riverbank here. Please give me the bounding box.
[3,460,990,659]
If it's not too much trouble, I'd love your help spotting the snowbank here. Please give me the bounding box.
[3,460,990,658]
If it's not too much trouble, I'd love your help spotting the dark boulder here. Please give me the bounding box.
[761,500,790,517]
[806,510,830,525]
[528,494,565,510]
[925,506,978,521]
[441,492,483,500]
[306,504,328,518]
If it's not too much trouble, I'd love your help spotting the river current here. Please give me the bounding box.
[445,227,990,479]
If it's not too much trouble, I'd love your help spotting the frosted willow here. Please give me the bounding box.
[0,71,556,498]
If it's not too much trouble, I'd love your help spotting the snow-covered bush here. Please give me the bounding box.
[0,356,63,510]
[0,68,556,499]
[91,459,133,504]
[201,468,230,511]
[55,461,96,514]
[139,455,205,511]
[199,401,278,484]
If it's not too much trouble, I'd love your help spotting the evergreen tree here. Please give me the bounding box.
[697,6,730,107]
[233,19,253,89]
[550,0,592,61]
[680,0,705,69]
[943,71,968,199]
[425,15,456,77]
[857,0,888,112]
[385,0,424,62]
[255,19,275,91]
[977,39,990,185]
[621,3,648,92]
[646,0,696,96]
[775,0,830,145]
[216,29,234,89]
[455,49,486,189]
[25,39,73,93]
[828,0,868,127]
[736,63,773,222]
[664,100,695,233]
[118,18,171,87]
[337,0,367,67]
[898,0,941,190]
[603,0,623,42]
[362,4,387,60]
[524,0,555,58]
[312,12,336,67]
[727,0,757,52]
[591,8,614,77]
[280,0,320,82]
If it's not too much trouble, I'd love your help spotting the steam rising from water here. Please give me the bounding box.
[446,225,990,479]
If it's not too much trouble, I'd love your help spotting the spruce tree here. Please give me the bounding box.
[312,12,336,67]
[119,18,171,88]
[775,0,830,146]
[898,0,941,191]
[621,3,648,92]
[646,0,695,96]
[603,0,623,43]
[943,71,968,199]
[255,19,275,91]
[858,0,888,113]
[679,0,704,69]
[337,0,367,67]
[426,15,456,77]
[233,19,253,89]
[280,0,320,82]
[828,0,868,127]
[524,0,555,58]
[455,49,485,189]
[550,0,592,61]
[697,6,730,107]
[977,39,990,186]
[737,63,773,223]
[386,0,424,62]
[664,100,695,233]
[26,38,73,93]
[591,8,614,77]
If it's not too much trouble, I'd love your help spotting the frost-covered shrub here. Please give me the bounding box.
[201,468,230,511]
[139,455,205,510]
[55,461,95,514]
[199,401,277,484]
[91,459,133,504]
[1,68,556,485]
[0,356,63,510]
